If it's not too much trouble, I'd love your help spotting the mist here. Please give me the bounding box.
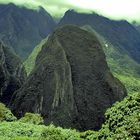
[0,0,140,23]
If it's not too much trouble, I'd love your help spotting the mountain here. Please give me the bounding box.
[82,25,140,93]
[24,25,140,93]
[0,3,56,59]
[0,42,26,105]
[58,10,140,64]
[10,25,127,131]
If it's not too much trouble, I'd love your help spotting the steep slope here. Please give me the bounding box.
[0,3,56,59]
[0,93,139,139]
[24,37,48,75]
[83,92,140,140]
[10,25,127,131]
[24,25,140,93]
[0,42,26,105]
[58,10,140,64]
[82,25,140,93]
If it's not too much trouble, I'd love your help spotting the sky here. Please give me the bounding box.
[0,0,140,22]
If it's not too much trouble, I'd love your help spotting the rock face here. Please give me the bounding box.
[0,42,26,105]
[58,10,140,64]
[10,25,127,131]
[0,3,56,59]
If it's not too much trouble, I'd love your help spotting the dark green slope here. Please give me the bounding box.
[11,25,126,131]
[24,25,140,94]
[58,10,140,64]
[0,92,139,139]
[82,25,140,93]
[0,42,26,105]
[0,3,56,59]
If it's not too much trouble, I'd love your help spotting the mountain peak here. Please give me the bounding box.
[59,11,140,63]
[0,3,56,59]
[10,25,127,131]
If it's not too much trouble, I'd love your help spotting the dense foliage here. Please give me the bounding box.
[84,92,140,140]
[82,25,140,94]
[0,122,81,140]
[0,92,139,139]
[1,26,139,139]
[0,103,17,122]
[102,93,140,139]
[19,113,44,125]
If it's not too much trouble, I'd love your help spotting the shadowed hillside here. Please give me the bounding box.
[59,10,140,64]
[0,42,26,105]
[10,25,127,131]
[0,3,56,59]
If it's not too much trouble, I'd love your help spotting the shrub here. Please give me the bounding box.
[0,121,45,139]
[19,113,44,125]
[80,130,98,140]
[0,103,17,122]
[0,93,139,140]
[41,124,81,140]
[89,92,140,140]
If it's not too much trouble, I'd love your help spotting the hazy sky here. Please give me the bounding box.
[0,0,140,22]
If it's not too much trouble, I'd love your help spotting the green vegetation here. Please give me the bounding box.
[24,38,47,75]
[103,92,140,139]
[82,25,140,93]
[21,27,140,139]
[0,92,140,139]
[114,74,140,93]
[0,119,81,140]
[84,92,140,140]
[19,113,44,125]
[105,44,140,93]
[24,27,140,94]
[103,38,140,93]
[0,103,17,122]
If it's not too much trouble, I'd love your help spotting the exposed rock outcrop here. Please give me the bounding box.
[0,42,26,105]
[10,25,127,131]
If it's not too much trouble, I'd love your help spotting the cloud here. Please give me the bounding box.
[0,0,140,22]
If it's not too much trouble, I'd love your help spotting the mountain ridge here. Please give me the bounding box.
[0,3,56,59]
[58,10,140,64]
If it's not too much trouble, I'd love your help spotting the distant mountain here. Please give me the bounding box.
[58,10,140,64]
[0,42,26,105]
[10,25,126,131]
[0,3,56,59]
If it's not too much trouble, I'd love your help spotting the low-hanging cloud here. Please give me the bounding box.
[0,0,140,22]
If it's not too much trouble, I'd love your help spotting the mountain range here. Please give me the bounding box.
[0,3,140,66]
[0,3,56,59]
[0,3,139,137]
[58,10,140,64]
